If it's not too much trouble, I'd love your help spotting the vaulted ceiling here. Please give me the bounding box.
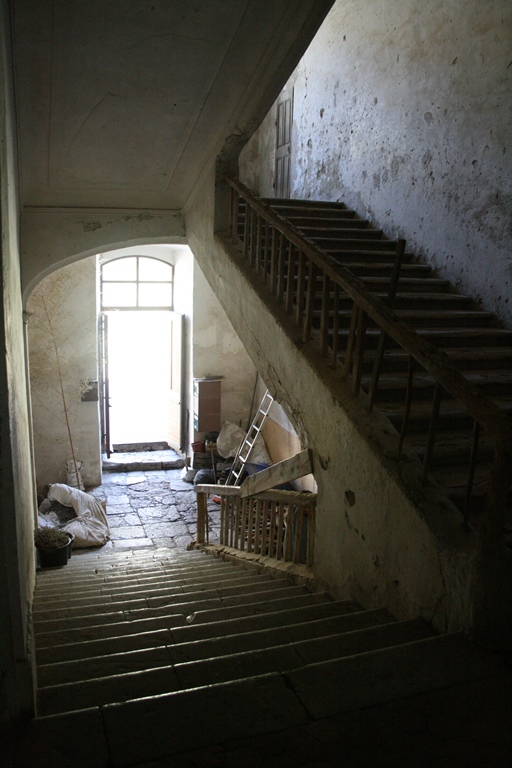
[11,0,333,212]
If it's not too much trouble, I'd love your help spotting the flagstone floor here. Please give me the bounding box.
[84,467,220,554]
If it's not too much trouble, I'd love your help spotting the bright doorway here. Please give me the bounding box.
[100,255,184,455]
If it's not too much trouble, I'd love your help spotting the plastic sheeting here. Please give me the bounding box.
[216,421,272,465]
[47,483,110,548]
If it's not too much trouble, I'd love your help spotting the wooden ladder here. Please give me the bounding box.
[226,390,274,485]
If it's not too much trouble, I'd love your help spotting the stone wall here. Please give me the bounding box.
[244,0,512,328]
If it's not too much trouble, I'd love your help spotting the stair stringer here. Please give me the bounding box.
[187,220,484,638]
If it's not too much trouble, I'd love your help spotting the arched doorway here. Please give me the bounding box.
[100,254,185,456]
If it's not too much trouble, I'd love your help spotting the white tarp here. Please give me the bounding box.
[216,421,272,465]
[47,483,110,548]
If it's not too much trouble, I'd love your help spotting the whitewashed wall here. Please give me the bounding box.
[245,0,512,327]
[193,262,257,436]
[27,257,101,488]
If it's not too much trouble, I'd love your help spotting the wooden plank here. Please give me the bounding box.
[239,449,312,498]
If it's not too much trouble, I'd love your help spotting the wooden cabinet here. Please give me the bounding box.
[193,378,221,432]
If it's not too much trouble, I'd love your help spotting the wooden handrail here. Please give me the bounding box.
[195,484,316,506]
[226,177,512,454]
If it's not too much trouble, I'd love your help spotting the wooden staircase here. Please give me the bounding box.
[236,194,512,530]
[10,548,508,767]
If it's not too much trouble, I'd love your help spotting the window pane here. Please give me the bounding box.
[102,257,137,281]
[138,283,173,307]
[102,282,137,307]
[138,258,173,281]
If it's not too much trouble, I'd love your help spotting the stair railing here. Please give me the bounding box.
[195,484,316,567]
[222,177,512,545]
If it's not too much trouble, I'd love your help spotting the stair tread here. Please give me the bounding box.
[35,592,335,646]
[37,619,434,716]
[35,599,358,663]
[35,568,261,594]
[37,607,395,686]
[34,574,291,609]
[34,584,315,626]
[30,634,508,768]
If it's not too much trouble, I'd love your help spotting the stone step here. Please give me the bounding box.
[360,345,512,373]
[167,617,435,692]
[365,369,512,401]
[355,276,452,292]
[318,237,398,252]
[404,431,495,468]
[265,198,350,212]
[300,227,386,240]
[34,583,313,626]
[343,261,433,277]
[317,308,493,332]
[34,573,289,609]
[35,556,233,583]
[35,565,247,593]
[37,607,395,686]
[35,591,332,646]
[296,218,370,230]
[380,395,512,431]
[335,291,473,310]
[335,326,512,350]
[24,633,507,768]
[37,618,434,716]
[35,600,356,664]
[313,247,417,264]
[34,568,273,600]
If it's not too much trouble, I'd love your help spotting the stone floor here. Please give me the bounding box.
[82,464,220,554]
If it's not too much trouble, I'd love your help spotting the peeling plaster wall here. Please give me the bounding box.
[249,0,512,327]
[20,209,186,304]
[192,261,257,434]
[0,0,37,725]
[187,167,480,636]
[27,257,101,489]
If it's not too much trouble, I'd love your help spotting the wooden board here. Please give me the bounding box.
[239,449,312,498]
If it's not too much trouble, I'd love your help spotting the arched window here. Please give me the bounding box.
[101,256,174,310]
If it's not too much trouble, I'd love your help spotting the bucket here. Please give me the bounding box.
[37,533,74,568]
[191,441,205,453]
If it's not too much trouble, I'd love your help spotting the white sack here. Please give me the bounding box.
[48,483,110,548]
[216,421,272,465]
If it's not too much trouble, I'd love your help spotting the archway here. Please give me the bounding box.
[25,244,192,490]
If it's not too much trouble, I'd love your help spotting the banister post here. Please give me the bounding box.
[481,441,509,552]
[197,491,207,545]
